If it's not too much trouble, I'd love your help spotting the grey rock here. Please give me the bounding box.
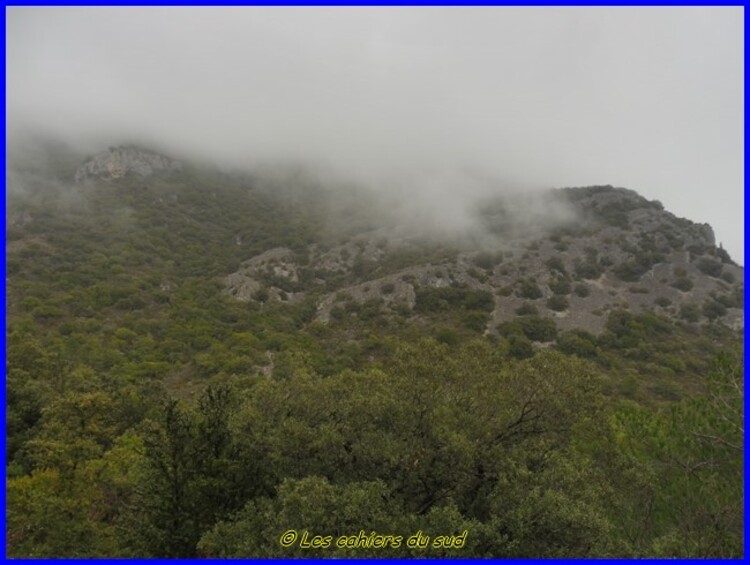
[75,146,181,183]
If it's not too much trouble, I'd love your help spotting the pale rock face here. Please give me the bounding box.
[74,146,181,183]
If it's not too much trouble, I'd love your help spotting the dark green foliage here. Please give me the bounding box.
[613,246,666,282]
[671,277,693,292]
[612,262,644,282]
[506,333,535,359]
[599,255,614,267]
[654,297,671,308]
[516,279,543,300]
[545,257,566,274]
[696,257,723,278]
[628,286,649,294]
[702,299,727,321]
[130,387,269,557]
[548,277,572,295]
[610,349,743,556]
[710,291,741,310]
[515,302,538,316]
[720,271,735,284]
[546,295,569,312]
[462,311,489,332]
[596,201,632,229]
[253,288,270,303]
[435,327,459,345]
[679,303,701,323]
[415,286,494,314]
[556,330,598,359]
[574,258,603,280]
[715,245,734,265]
[573,284,590,298]
[497,285,513,297]
[498,316,558,343]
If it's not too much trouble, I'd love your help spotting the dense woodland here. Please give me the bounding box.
[5,152,744,557]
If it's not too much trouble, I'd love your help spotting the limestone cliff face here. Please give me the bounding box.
[74,146,181,183]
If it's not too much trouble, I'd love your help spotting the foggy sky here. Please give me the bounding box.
[6,7,744,262]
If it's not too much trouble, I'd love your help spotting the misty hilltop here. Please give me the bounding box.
[9,143,743,340]
[7,141,743,374]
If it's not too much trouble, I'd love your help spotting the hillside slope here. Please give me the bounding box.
[5,143,744,558]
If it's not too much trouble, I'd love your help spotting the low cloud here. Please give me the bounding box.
[7,7,744,260]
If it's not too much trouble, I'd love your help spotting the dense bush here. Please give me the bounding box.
[546,295,569,312]
[515,302,538,316]
[574,284,591,298]
[696,257,723,278]
[574,259,604,280]
[548,277,572,295]
[702,300,727,321]
[654,297,672,308]
[679,303,701,323]
[545,257,566,274]
[556,329,599,359]
[415,286,494,313]
[498,315,558,343]
[671,278,693,292]
[516,279,543,300]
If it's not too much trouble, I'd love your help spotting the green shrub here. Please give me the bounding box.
[679,303,700,323]
[574,284,590,298]
[556,330,598,359]
[671,278,693,292]
[497,285,513,297]
[703,300,727,320]
[516,280,543,300]
[546,295,569,312]
[253,288,270,303]
[515,302,538,316]
[721,271,736,284]
[435,327,459,345]
[696,257,723,278]
[380,282,395,295]
[613,261,648,282]
[462,311,489,332]
[507,333,534,359]
[498,315,556,342]
[549,277,572,295]
[517,316,558,342]
[574,259,603,280]
[545,257,566,274]
[628,286,649,294]
[415,286,494,313]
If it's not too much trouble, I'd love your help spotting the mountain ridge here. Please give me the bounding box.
[222,183,742,335]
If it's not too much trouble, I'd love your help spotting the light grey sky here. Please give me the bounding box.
[7,7,744,261]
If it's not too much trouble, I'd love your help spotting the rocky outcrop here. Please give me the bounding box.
[75,146,181,183]
[224,186,743,334]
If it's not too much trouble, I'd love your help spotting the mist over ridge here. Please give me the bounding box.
[7,7,743,260]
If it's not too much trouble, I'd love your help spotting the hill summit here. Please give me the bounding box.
[74,145,181,183]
